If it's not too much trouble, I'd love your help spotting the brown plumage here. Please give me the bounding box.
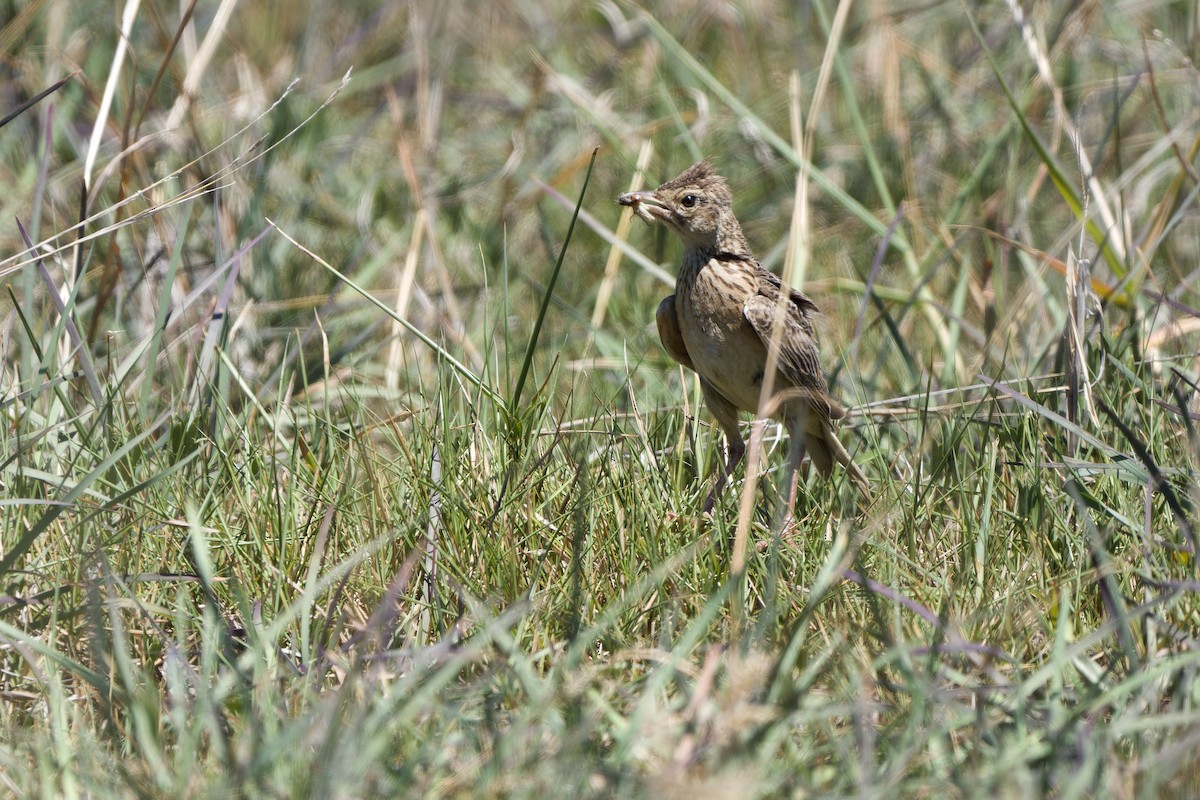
[619,160,867,511]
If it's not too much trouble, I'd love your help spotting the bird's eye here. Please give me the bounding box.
[681,194,697,208]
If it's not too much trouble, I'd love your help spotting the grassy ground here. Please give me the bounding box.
[2,0,1200,796]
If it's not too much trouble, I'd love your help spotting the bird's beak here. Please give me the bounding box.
[618,190,671,224]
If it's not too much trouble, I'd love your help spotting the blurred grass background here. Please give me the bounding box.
[2,0,1200,796]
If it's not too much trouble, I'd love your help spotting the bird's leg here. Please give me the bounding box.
[780,420,808,531]
[700,380,744,514]
[703,433,745,513]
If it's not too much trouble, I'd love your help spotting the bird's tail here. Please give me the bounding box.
[809,421,869,494]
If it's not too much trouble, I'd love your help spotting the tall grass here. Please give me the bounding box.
[1,0,1199,796]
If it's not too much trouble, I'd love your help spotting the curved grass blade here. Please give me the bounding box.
[268,218,500,406]
[511,147,598,410]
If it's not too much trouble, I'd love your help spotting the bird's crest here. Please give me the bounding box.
[660,159,723,192]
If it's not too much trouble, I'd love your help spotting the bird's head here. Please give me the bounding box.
[618,160,742,251]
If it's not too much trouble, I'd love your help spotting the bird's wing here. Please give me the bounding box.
[656,294,695,370]
[757,268,820,332]
[742,276,843,420]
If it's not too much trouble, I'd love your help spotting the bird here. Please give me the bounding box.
[619,159,867,512]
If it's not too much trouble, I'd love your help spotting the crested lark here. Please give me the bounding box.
[619,160,867,512]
